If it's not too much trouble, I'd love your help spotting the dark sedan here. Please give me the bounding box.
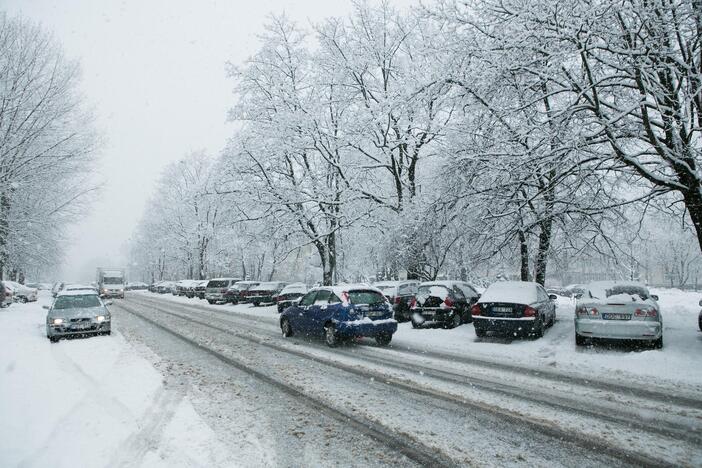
[224,281,260,304]
[373,280,419,322]
[249,281,287,306]
[472,281,556,339]
[276,283,307,313]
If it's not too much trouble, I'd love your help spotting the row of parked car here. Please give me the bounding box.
[144,277,679,349]
[0,280,39,307]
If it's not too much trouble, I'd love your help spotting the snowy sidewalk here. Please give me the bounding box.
[0,293,235,468]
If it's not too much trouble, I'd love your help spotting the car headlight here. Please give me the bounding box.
[52,318,64,325]
[96,315,109,322]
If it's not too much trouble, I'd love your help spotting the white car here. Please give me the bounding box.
[575,281,662,348]
[4,281,38,302]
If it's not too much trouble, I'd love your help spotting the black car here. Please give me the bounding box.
[472,281,556,339]
[374,280,419,322]
[698,299,702,332]
[276,283,307,313]
[224,281,259,304]
[410,281,480,329]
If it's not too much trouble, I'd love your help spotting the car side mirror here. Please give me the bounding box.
[42,305,50,310]
[650,295,659,302]
[549,294,557,301]
[105,301,114,306]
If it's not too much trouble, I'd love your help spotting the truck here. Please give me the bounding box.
[96,267,126,299]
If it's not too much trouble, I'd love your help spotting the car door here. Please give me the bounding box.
[451,285,468,316]
[307,289,333,334]
[536,285,554,322]
[291,291,317,332]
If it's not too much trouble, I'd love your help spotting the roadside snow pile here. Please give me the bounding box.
[0,293,235,468]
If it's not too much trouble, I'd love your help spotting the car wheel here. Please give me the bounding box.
[575,331,586,346]
[324,323,339,347]
[449,312,462,329]
[411,318,422,329]
[375,333,392,346]
[19,296,27,303]
[652,336,663,349]
[207,300,214,304]
[48,336,59,343]
[253,301,260,307]
[698,314,702,332]
[281,318,293,337]
[530,317,544,339]
[475,327,486,338]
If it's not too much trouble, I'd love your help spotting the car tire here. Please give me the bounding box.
[48,336,59,343]
[411,318,422,329]
[281,318,293,337]
[698,314,702,332]
[207,300,215,304]
[652,336,663,349]
[19,296,27,303]
[475,327,486,338]
[375,333,392,346]
[575,332,586,346]
[324,323,339,348]
[252,301,260,307]
[449,312,462,329]
[530,317,544,339]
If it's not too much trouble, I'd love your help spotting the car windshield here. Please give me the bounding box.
[53,295,102,309]
[418,285,449,299]
[208,280,228,288]
[103,277,123,284]
[347,290,386,305]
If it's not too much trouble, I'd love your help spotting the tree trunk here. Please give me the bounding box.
[0,191,9,280]
[534,219,552,286]
[518,230,530,281]
[684,188,702,256]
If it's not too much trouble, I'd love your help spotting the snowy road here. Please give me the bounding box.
[114,292,702,467]
[2,291,701,467]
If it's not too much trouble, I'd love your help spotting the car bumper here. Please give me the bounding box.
[251,295,274,303]
[205,293,224,301]
[102,291,124,298]
[47,322,111,337]
[575,319,662,340]
[336,319,397,337]
[414,308,458,324]
[473,316,537,335]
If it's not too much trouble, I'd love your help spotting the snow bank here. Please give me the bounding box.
[0,292,235,467]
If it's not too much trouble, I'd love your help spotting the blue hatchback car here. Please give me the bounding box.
[279,285,398,347]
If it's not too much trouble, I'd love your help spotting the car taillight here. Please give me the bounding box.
[576,306,598,317]
[523,306,538,317]
[471,304,481,316]
[409,297,416,309]
[635,308,657,318]
[443,297,454,308]
[394,296,401,304]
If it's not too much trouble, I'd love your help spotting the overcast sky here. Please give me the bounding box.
[4,0,412,282]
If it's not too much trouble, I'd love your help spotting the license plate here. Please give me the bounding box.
[367,311,384,318]
[602,313,631,320]
[492,306,512,313]
[71,323,90,330]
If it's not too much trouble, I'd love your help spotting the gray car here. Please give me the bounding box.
[575,281,662,348]
[45,291,113,342]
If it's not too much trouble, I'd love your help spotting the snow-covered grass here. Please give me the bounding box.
[0,292,235,468]
[142,288,702,388]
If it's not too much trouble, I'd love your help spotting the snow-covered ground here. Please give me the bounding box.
[0,292,237,468]
[145,288,702,388]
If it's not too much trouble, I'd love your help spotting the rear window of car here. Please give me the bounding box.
[207,280,229,288]
[54,295,101,309]
[418,285,450,299]
[348,290,386,305]
[398,283,417,295]
[606,285,649,299]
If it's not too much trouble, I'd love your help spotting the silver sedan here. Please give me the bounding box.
[45,291,113,342]
[575,281,662,348]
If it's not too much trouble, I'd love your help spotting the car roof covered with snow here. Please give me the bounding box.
[280,283,307,293]
[478,281,540,305]
[57,289,100,297]
[313,284,385,297]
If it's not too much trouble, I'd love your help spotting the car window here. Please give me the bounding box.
[348,290,386,305]
[314,289,332,305]
[398,284,415,295]
[457,283,477,298]
[452,286,466,300]
[537,286,549,302]
[53,295,102,309]
[299,291,317,306]
[207,280,228,288]
[328,294,342,304]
